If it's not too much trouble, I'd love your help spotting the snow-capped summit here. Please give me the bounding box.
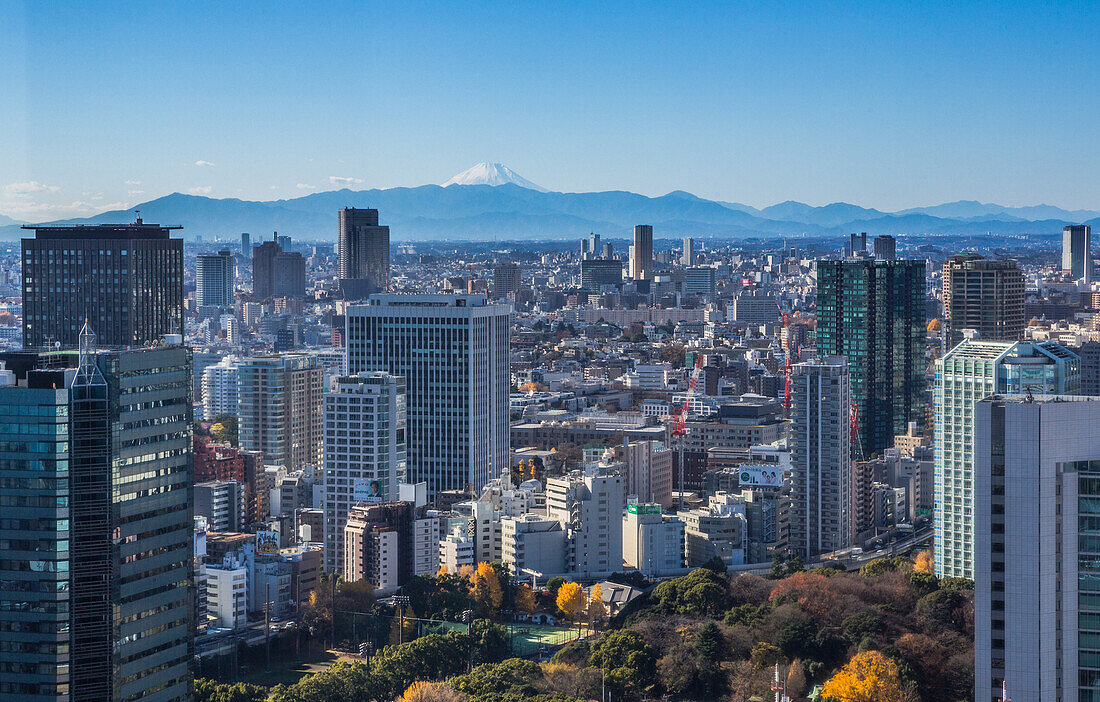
[442,162,548,192]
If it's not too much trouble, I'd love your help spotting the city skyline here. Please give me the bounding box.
[5,2,1100,220]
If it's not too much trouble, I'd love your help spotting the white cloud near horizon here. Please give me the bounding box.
[125,179,141,186]
[188,186,213,195]
[327,176,363,186]
[195,160,215,167]
[296,183,316,190]
[5,181,61,196]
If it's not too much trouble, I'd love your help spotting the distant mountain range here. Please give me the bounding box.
[4,164,1098,241]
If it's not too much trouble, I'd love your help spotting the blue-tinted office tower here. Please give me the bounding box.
[0,327,193,702]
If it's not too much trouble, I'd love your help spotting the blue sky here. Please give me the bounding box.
[2,1,1099,220]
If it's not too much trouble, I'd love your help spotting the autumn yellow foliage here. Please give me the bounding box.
[587,583,607,623]
[821,650,905,702]
[401,680,462,702]
[913,549,934,574]
[469,561,503,613]
[556,581,586,621]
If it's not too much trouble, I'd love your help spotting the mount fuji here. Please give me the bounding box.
[442,162,549,192]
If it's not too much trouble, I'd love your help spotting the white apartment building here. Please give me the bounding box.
[622,363,672,390]
[201,355,240,421]
[413,513,440,576]
[323,372,407,573]
[623,503,685,578]
[546,469,624,579]
[934,339,1079,578]
[789,357,851,559]
[501,514,566,577]
[346,295,511,496]
[439,524,475,573]
[206,564,248,629]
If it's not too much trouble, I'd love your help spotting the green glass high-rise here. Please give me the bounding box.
[816,258,926,458]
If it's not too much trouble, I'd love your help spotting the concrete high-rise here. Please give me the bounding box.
[323,372,407,573]
[253,233,305,299]
[1080,341,1100,395]
[252,234,282,299]
[0,331,193,702]
[240,232,250,254]
[816,258,925,457]
[630,224,653,281]
[346,295,511,495]
[682,237,695,266]
[942,254,1025,347]
[973,394,1100,702]
[195,249,235,308]
[237,354,323,470]
[872,235,896,260]
[1063,224,1092,283]
[933,339,1079,579]
[338,208,390,299]
[21,220,184,349]
[789,357,852,559]
[273,249,306,298]
[546,469,624,579]
[492,262,521,300]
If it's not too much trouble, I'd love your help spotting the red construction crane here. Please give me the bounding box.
[671,356,705,437]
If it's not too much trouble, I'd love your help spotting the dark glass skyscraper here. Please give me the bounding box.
[0,332,193,702]
[338,208,390,300]
[816,258,926,457]
[21,220,184,349]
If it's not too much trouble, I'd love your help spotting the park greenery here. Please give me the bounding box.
[197,550,971,701]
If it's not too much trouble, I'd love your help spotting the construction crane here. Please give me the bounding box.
[671,356,705,437]
[850,401,865,462]
[671,356,705,508]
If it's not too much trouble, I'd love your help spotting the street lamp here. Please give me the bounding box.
[393,595,411,645]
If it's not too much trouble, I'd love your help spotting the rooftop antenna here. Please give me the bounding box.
[134,209,142,225]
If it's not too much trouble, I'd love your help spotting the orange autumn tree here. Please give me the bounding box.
[468,562,503,615]
[913,550,934,574]
[821,650,905,702]
[556,581,586,623]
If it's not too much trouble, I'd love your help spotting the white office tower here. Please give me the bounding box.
[196,249,235,308]
[973,395,1100,702]
[934,339,1079,578]
[201,355,240,421]
[346,294,511,496]
[623,503,686,578]
[682,237,694,266]
[789,357,852,559]
[547,469,624,579]
[682,492,746,568]
[323,372,407,573]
